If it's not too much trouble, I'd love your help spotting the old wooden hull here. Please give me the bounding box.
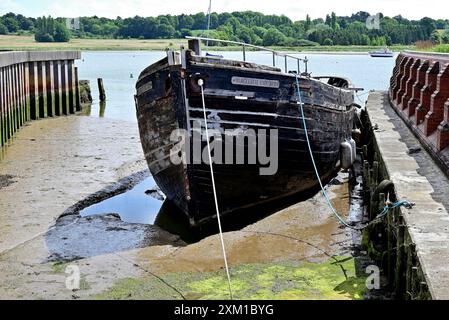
[136,52,355,226]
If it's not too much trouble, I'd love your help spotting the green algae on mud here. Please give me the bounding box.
[94,257,368,300]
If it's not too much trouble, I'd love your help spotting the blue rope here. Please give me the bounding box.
[294,75,413,230]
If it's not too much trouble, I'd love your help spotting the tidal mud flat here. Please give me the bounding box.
[0,114,370,300]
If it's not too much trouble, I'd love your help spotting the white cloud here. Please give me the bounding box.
[1,0,446,20]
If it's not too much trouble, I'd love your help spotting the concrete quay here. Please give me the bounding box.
[364,91,449,300]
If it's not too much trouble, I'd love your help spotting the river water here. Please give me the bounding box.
[77,51,397,122]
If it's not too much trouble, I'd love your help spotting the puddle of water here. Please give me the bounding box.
[80,177,165,224]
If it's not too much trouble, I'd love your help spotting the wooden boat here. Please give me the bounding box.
[135,38,357,226]
[370,48,394,58]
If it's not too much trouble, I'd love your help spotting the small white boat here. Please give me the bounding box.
[370,48,394,58]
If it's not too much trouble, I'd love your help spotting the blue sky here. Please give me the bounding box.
[0,0,445,20]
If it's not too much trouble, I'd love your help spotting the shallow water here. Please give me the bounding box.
[76,51,396,122]
[79,177,165,224]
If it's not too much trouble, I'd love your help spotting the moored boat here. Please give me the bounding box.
[370,48,394,58]
[135,38,358,226]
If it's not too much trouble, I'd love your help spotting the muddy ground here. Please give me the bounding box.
[0,115,368,300]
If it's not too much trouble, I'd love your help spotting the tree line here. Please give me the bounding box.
[1,11,448,46]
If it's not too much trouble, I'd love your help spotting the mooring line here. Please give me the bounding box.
[241,230,349,279]
[198,79,234,300]
[294,75,413,231]
[113,253,187,300]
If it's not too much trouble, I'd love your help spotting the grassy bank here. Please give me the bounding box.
[430,44,449,53]
[0,35,412,53]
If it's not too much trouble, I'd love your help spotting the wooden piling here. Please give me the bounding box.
[45,61,55,117]
[0,51,81,150]
[68,61,76,113]
[98,78,106,102]
[0,67,4,146]
[75,67,81,111]
[53,61,62,116]
[405,242,416,300]
[387,202,394,288]
[395,221,406,297]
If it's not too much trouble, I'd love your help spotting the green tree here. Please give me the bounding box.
[323,38,334,46]
[0,23,8,34]
[262,27,286,46]
[54,22,70,42]
[442,29,449,44]
[179,14,194,29]
[430,30,441,44]
[305,14,312,31]
[157,24,176,38]
[3,16,19,32]
[331,12,338,29]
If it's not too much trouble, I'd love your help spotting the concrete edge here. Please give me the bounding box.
[0,51,82,68]
[367,91,449,300]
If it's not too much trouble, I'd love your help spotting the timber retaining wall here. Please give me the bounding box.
[360,103,430,300]
[0,51,82,147]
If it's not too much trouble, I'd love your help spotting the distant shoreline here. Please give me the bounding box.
[0,35,414,53]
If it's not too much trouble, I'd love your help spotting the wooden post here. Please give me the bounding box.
[68,60,76,114]
[372,161,379,188]
[387,203,394,288]
[61,60,69,115]
[24,62,30,121]
[99,101,106,117]
[75,67,81,111]
[98,78,106,102]
[395,220,406,298]
[362,144,368,161]
[7,66,13,137]
[188,39,201,56]
[411,266,419,298]
[53,61,63,116]
[45,61,55,117]
[363,160,371,217]
[405,242,416,300]
[0,67,4,146]
[37,61,47,118]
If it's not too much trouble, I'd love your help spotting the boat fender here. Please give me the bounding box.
[349,138,357,164]
[341,140,354,170]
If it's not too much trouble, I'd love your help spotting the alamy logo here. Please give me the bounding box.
[365,265,380,290]
[366,13,381,30]
[170,120,279,176]
[65,265,80,291]
[66,18,80,31]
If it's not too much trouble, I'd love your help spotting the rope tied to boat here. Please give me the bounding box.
[294,74,414,231]
[198,79,234,300]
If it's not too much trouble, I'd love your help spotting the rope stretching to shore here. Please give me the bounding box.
[294,75,413,231]
[198,79,234,300]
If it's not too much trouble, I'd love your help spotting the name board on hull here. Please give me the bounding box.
[231,76,280,89]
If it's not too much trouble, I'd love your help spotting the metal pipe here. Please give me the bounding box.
[185,36,309,73]
[186,36,307,62]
